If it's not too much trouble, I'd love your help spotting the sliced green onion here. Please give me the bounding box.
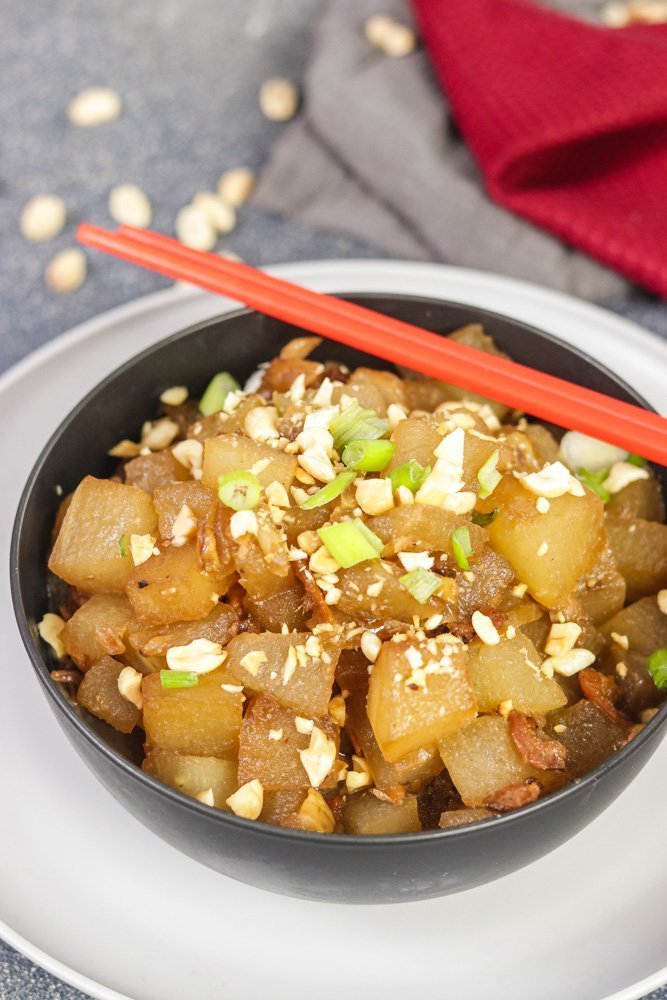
[329,401,389,451]
[342,439,395,472]
[451,525,472,571]
[317,519,383,568]
[477,449,501,500]
[627,453,648,468]
[577,468,610,503]
[400,567,443,604]
[160,670,199,689]
[354,519,385,554]
[218,471,261,510]
[471,508,499,527]
[388,459,431,494]
[301,470,356,509]
[118,534,128,558]
[199,372,240,416]
[647,648,667,690]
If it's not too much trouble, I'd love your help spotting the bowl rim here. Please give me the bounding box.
[10,293,667,848]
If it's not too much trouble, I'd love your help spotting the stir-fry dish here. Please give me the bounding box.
[41,326,667,835]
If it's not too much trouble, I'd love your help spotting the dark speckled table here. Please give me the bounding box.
[1,1,665,997]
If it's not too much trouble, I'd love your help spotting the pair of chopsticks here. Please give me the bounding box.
[77,223,667,465]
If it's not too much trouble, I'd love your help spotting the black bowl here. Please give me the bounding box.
[10,294,667,904]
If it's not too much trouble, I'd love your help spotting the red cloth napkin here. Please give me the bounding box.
[410,0,667,297]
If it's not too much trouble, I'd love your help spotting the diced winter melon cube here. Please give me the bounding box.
[439,715,539,806]
[202,434,296,491]
[368,505,486,559]
[342,791,421,834]
[438,808,494,829]
[225,632,338,717]
[336,562,444,625]
[346,691,442,790]
[142,751,237,808]
[49,476,157,593]
[124,451,189,494]
[128,602,238,658]
[545,700,626,778]
[606,517,667,601]
[61,593,133,671]
[606,476,664,522]
[478,474,605,607]
[77,655,141,734]
[367,636,476,763]
[467,634,566,715]
[142,668,242,758]
[237,695,339,790]
[153,481,218,541]
[126,541,234,626]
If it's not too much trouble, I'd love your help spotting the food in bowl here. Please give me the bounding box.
[41,325,667,836]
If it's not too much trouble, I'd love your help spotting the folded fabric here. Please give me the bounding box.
[412,0,667,298]
[253,0,630,301]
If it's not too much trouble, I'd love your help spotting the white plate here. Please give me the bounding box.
[1,261,666,1000]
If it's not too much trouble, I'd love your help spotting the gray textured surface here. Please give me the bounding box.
[0,0,665,997]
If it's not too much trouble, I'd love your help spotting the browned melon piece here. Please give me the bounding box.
[346,691,442,790]
[545,700,627,778]
[142,668,243,758]
[438,808,494,829]
[153,481,218,541]
[202,434,296,491]
[385,416,441,474]
[336,561,445,625]
[124,451,189,493]
[606,476,664,522]
[345,367,408,416]
[439,715,540,807]
[368,505,486,560]
[225,632,338,717]
[126,541,234,626]
[573,546,626,625]
[61,593,134,671]
[261,789,308,828]
[342,792,421,835]
[128,602,239,658]
[606,517,667,602]
[237,695,339,790]
[77,655,141,733]
[142,751,237,808]
[477,474,605,607]
[367,636,476,762]
[467,634,567,715]
[49,476,158,593]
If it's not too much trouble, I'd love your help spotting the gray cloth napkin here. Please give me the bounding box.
[253,0,630,301]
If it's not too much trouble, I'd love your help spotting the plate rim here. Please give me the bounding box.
[2,260,666,1000]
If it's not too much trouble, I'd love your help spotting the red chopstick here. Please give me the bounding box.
[77,223,667,465]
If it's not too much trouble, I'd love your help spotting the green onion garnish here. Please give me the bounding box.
[627,453,648,468]
[160,670,199,689]
[451,525,472,570]
[647,648,667,690]
[329,401,389,451]
[199,372,240,416]
[342,439,395,471]
[399,567,443,603]
[317,519,383,568]
[354,519,385,554]
[218,470,261,510]
[577,468,610,503]
[471,508,499,527]
[301,470,356,509]
[118,534,128,558]
[388,459,431,493]
[477,449,501,500]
